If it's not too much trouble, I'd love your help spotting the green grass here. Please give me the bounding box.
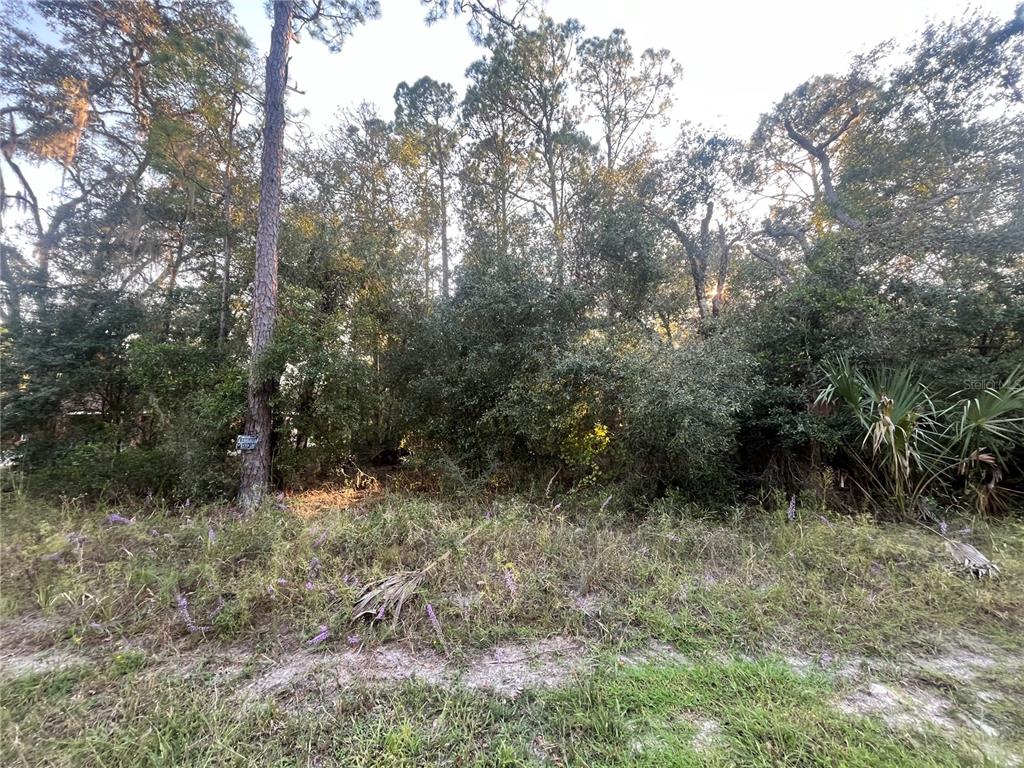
[0,653,996,767]
[1,488,1020,657]
[1,487,1021,765]
[545,659,990,767]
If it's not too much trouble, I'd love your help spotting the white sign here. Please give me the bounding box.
[236,435,259,451]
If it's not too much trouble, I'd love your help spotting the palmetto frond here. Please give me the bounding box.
[946,541,1000,579]
[817,356,866,418]
[818,359,1022,517]
[820,358,937,494]
[945,368,1024,465]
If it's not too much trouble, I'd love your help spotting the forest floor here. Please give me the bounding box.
[1,483,1022,766]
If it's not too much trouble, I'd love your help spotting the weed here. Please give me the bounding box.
[1,489,1021,765]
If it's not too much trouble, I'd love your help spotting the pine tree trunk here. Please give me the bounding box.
[0,247,20,328]
[163,224,184,341]
[218,91,238,345]
[544,140,564,288]
[239,0,291,512]
[439,168,449,298]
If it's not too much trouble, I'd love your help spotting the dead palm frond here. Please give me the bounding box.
[946,541,1000,579]
[351,569,424,623]
[918,522,1001,579]
[351,520,488,625]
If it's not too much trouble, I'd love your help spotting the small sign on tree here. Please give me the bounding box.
[236,434,259,452]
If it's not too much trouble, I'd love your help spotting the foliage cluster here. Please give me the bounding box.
[1,2,1022,515]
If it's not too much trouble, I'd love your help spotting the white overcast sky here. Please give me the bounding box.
[231,0,1015,139]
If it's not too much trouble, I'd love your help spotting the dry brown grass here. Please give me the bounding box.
[284,480,378,519]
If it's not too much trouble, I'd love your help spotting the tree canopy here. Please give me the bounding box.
[2,1,1021,516]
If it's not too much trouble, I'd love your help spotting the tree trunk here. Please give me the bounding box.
[163,221,185,341]
[545,150,564,287]
[218,91,239,345]
[439,167,449,299]
[685,202,714,320]
[424,247,431,299]
[0,246,22,328]
[239,0,291,512]
[690,263,710,319]
[711,225,732,318]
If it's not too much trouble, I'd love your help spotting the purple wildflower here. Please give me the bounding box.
[938,520,948,535]
[175,594,192,628]
[301,557,322,591]
[346,634,361,648]
[276,578,288,586]
[426,603,442,637]
[375,604,386,621]
[819,515,834,529]
[175,594,208,634]
[106,513,134,525]
[207,527,217,544]
[484,507,493,519]
[306,625,329,647]
[787,495,796,522]
[503,568,518,597]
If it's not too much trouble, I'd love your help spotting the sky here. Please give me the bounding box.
[230,0,1015,140]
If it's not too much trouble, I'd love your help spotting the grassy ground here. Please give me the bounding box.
[1,483,1022,765]
[1,653,1000,766]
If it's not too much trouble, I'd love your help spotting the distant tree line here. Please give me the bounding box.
[2,1,1021,516]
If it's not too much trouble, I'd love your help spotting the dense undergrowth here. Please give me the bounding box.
[4,5,1022,516]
